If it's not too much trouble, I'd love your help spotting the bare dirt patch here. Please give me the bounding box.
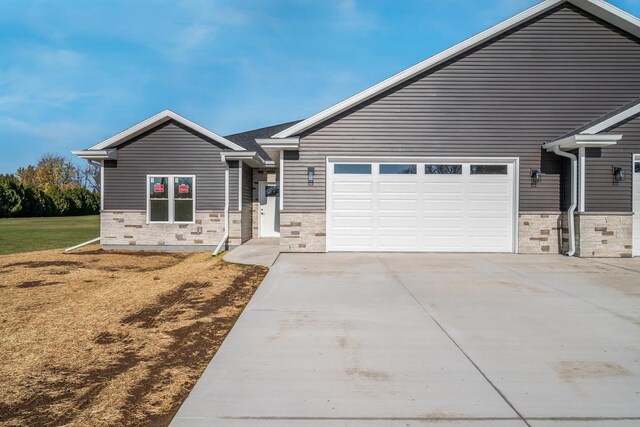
[0,245,268,426]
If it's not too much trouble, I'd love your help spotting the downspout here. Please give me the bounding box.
[213,163,230,256]
[553,145,577,256]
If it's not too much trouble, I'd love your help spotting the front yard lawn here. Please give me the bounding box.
[0,215,100,255]
[0,246,267,426]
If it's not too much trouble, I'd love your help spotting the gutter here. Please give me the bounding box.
[213,163,230,256]
[552,145,577,257]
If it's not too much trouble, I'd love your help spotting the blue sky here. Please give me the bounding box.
[1,0,639,173]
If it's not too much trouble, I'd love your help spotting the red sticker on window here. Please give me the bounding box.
[154,183,165,193]
[178,184,189,194]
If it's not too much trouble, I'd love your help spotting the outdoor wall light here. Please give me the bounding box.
[531,169,542,186]
[307,167,315,185]
[613,166,625,183]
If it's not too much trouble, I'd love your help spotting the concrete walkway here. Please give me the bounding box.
[223,238,280,267]
[172,253,640,426]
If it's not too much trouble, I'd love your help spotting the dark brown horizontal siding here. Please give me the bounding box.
[284,4,640,212]
[103,120,230,211]
[586,116,640,212]
[242,163,253,205]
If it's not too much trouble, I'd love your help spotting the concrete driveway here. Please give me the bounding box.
[171,253,640,427]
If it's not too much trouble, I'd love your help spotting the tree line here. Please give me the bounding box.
[0,154,100,218]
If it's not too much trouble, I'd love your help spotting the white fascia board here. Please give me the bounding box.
[581,102,640,135]
[220,151,266,168]
[575,0,640,39]
[543,134,622,151]
[274,0,640,139]
[256,137,300,149]
[89,110,245,152]
[71,149,117,160]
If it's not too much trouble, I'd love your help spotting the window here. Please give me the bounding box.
[148,175,195,223]
[173,176,194,222]
[635,162,640,173]
[425,164,462,175]
[265,185,279,197]
[471,165,508,175]
[380,164,417,174]
[334,164,371,174]
[149,177,169,222]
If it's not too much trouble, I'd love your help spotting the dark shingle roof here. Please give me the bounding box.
[224,120,302,161]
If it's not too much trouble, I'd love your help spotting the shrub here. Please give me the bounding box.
[0,174,100,218]
[0,175,23,217]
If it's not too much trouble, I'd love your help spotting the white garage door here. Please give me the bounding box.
[327,160,516,253]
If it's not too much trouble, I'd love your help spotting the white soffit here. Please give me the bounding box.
[71,149,117,160]
[543,134,623,151]
[89,110,245,151]
[273,0,640,138]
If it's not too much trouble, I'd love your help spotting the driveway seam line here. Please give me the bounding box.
[377,254,532,427]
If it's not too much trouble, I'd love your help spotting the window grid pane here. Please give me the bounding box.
[150,200,169,222]
[174,200,194,222]
[380,164,417,175]
[425,164,462,175]
[174,176,193,199]
[471,165,508,175]
[334,164,372,174]
[149,176,169,199]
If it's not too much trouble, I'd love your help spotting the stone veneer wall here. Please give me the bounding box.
[228,211,243,247]
[101,210,225,249]
[575,213,633,258]
[518,213,563,254]
[280,212,326,252]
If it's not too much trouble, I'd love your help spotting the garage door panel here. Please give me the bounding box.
[332,216,373,228]
[333,199,373,210]
[424,182,464,193]
[377,235,419,250]
[379,216,419,227]
[378,182,418,194]
[328,160,515,253]
[333,181,373,193]
[423,200,464,212]
[378,199,417,210]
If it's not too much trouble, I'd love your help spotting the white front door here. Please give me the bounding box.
[259,181,280,237]
[326,159,516,253]
[634,155,640,257]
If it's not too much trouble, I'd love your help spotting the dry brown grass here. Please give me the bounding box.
[0,245,268,427]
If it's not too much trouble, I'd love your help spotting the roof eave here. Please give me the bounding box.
[256,137,300,149]
[71,149,118,160]
[220,151,267,168]
[543,134,623,151]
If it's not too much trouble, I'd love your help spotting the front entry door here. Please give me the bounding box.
[259,181,280,237]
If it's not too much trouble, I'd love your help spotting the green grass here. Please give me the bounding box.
[0,215,100,255]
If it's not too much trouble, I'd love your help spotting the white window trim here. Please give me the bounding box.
[146,174,196,224]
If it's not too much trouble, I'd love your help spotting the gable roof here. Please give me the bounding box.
[88,110,244,151]
[272,0,640,139]
[224,120,302,160]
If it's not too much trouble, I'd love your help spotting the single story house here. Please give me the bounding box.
[74,0,640,258]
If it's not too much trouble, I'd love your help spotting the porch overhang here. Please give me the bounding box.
[542,134,622,151]
[71,149,118,160]
[255,137,300,150]
[220,151,272,168]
